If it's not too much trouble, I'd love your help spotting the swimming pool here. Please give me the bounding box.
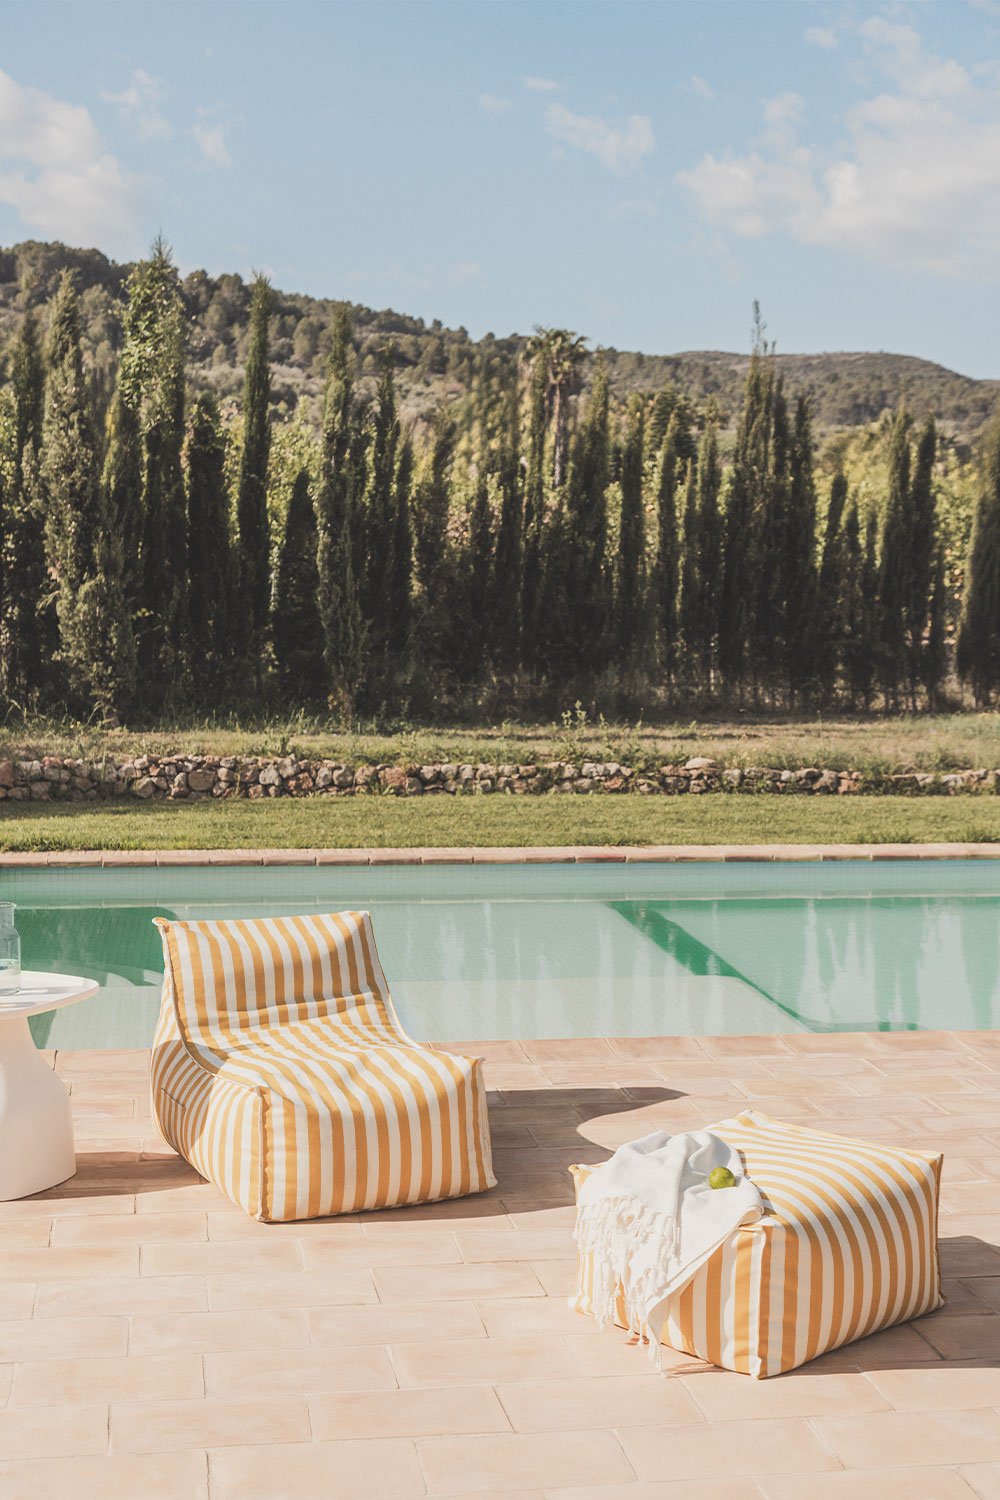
[6,860,1000,1046]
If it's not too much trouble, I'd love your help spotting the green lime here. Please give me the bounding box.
[709,1166,737,1190]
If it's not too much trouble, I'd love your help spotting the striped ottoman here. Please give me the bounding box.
[571,1110,943,1377]
[151,911,495,1221]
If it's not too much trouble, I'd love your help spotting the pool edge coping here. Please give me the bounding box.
[3,841,1000,867]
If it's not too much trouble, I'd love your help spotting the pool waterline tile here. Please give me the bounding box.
[5,840,1000,870]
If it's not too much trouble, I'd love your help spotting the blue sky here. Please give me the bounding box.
[3,1,1000,374]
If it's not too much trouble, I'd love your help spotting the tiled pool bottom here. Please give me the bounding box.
[7,860,1000,1048]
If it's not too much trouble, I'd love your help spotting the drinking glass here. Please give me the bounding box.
[0,903,21,996]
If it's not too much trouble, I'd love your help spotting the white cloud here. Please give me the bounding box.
[191,117,231,168]
[101,68,170,140]
[678,17,1000,279]
[761,90,805,146]
[544,103,654,172]
[0,69,141,248]
[450,260,481,283]
[688,74,715,101]
[479,93,512,115]
[859,17,970,98]
[612,197,658,218]
[804,26,838,49]
[523,75,561,92]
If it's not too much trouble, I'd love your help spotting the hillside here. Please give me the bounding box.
[1,239,997,438]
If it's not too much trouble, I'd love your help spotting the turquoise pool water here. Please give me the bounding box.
[5,861,999,1047]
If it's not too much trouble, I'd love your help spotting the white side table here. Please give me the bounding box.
[0,971,99,1200]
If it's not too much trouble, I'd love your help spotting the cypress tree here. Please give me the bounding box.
[844,504,878,710]
[653,413,680,684]
[1,313,51,704]
[550,332,587,489]
[862,511,880,710]
[0,398,16,708]
[957,410,1000,704]
[756,374,789,695]
[536,490,574,671]
[349,406,372,610]
[363,349,400,653]
[119,238,188,689]
[648,387,696,465]
[389,435,413,658]
[11,311,45,480]
[675,397,697,465]
[185,391,231,676]
[907,418,937,703]
[923,543,948,709]
[813,470,849,701]
[648,385,675,455]
[784,395,818,701]
[490,373,523,672]
[101,388,142,610]
[465,463,494,675]
[413,407,456,606]
[41,277,101,632]
[878,408,912,707]
[566,361,610,667]
[615,395,646,661]
[678,458,701,680]
[0,401,12,703]
[720,315,772,692]
[521,349,547,668]
[842,502,863,710]
[70,527,137,719]
[273,467,324,699]
[235,274,273,669]
[696,420,722,689]
[41,273,135,716]
[315,305,364,715]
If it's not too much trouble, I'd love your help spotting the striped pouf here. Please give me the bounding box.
[150,911,495,1221]
[571,1110,943,1377]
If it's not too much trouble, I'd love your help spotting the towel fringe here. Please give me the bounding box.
[574,1194,678,1371]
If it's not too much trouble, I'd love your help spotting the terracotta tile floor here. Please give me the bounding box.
[2,1031,1000,1498]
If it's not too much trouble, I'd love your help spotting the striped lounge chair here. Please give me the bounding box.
[572,1110,943,1377]
[150,911,495,1221]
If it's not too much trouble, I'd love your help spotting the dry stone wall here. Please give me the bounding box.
[1,755,998,803]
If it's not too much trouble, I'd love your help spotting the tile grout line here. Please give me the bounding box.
[803,1412,849,1472]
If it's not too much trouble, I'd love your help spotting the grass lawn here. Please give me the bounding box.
[5,711,1000,776]
[3,794,1000,851]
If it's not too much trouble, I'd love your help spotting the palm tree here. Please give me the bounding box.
[525,327,588,488]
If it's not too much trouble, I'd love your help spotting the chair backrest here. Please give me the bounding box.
[153,910,397,1051]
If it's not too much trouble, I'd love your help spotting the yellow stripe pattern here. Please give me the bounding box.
[151,911,495,1221]
[571,1109,943,1377]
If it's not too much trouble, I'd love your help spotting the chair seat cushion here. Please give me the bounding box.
[216,1022,493,1219]
[571,1110,943,1377]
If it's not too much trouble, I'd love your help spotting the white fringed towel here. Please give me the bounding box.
[573,1129,764,1362]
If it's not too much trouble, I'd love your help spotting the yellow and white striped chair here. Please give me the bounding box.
[150,911,495,1221]
[572,1110,943,1377]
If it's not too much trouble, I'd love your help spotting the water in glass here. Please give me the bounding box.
[0,903,21,995]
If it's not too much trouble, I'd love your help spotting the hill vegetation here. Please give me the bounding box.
[5,238,1000,734]
[1,239,997,440]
